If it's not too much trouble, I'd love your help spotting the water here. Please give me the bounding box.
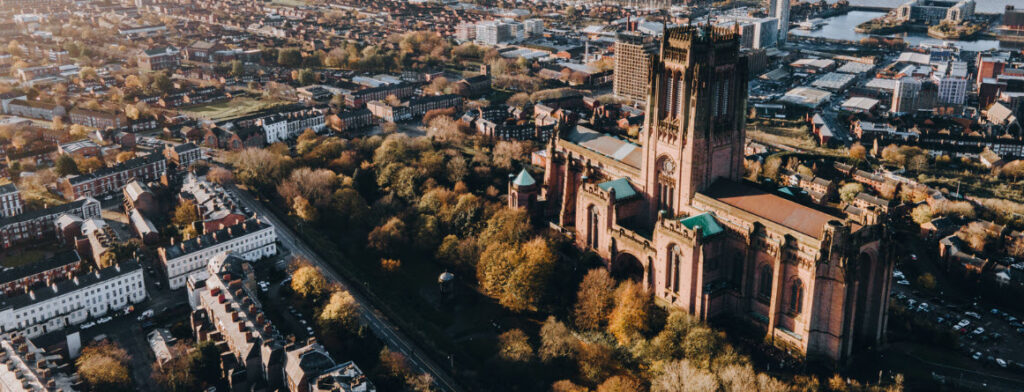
[824,0,1016,14]
[789,11,1003,52]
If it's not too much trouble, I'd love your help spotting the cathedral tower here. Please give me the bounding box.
[640,25,749,222]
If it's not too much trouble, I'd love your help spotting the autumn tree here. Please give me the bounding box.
[173,199,200,228]
[497,329,533,363]
[839,182,864,203]
[539,316,575,362]
[278,167,337,207]
[574,341,616,384]
[552,380,590,392]
[574,268,617,330]
[318,289,359,334]
[597,375,645,392]
[477,237,556,312]
[151,342,198,392]
[77,341,132,391]
[607,280,652,345]
[207,166,234,185]
[848,144,867,160]
[651,359,719,392]
[368,217,408,254]
[291,261,328,302]
[292,195,318,222]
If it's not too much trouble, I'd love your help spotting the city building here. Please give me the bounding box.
[69,107,129,130]
[139,46,181,72]
[0,197,101,249]
[0,336,80,391]
[188,253,284,390]
[0,183,22,218]
[7,99,65,120]
[891,77,922,114]
[0,260,145,339]
[613,33,657,102]
[524,19,544,38]
[59,153,167,199]
[770,0,791,45]
[525,25,893,363]
[475,20,514,46]
[180,173,247,233]
[932,61,968,105]
[163,142,202,170]
[0,250,82,296]
[367,95,461,123]
[259,108,326,144]
[895,0,975,24]
[159,217,276,289]
[311,361,375,392]
[58,139,102,159]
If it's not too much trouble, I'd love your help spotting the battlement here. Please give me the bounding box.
[664,25,739,49]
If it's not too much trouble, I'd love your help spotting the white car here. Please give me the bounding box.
[81,321,96,329]
[966,312,982,320]
[972,327,985,335]
[996,358,1007,368]
[956,320,971,329]
[897,279,910,286]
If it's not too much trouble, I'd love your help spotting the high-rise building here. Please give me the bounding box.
[475,21,514,46]
[770,0,791,45]
[528,25,894,363]
[455,22,476,42]
[933,61,968,105]
[892,77,922,114]
[524,19,544,38]
[613,33,657,102]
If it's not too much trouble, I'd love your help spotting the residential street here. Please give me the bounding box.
[225,183,462,392]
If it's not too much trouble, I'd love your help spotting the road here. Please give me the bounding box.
[225,184,462,392]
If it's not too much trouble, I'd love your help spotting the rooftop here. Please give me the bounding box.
[700,179,840,240]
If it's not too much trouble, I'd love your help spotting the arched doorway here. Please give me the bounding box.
[611,253,644,282]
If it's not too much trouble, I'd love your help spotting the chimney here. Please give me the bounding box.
[237,322,246,332]
[231,311,239,321]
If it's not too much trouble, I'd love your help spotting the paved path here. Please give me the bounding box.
[226,184,462,392]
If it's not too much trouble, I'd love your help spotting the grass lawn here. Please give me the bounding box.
[0,249,48,268]
[178,97,287,122]
[748,126,845,157]
[270,0,308,7]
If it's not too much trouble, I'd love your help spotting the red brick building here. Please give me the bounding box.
[60,153,167,199]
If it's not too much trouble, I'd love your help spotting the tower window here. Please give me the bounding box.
[789,280,804,314]
[757,265,773,301]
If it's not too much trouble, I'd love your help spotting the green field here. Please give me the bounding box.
[178,97,287,122]
[0,249,47,268]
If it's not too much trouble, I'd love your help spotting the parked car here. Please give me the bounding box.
[972,327,985,335]
[966,312,982,320]
[972,352,982,360]
[81,321,96,329]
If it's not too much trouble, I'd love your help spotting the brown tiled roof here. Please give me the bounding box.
[701,179,838,239]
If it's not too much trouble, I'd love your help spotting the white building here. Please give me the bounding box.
[0,337,79,392]
[524,19,544,38]
[0,183,22,218]
[0,260,146,339]
[475,21,514,46]
[159,217,276,289]
[932,61,968,105]
[260,109,326,144]
[770,0,791,45]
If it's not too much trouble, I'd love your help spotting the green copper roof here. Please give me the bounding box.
[512,169,535,187]
[597,178,636,201]
[680,212,724,237]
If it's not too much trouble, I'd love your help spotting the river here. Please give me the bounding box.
[789,11,1004,52]
[824,0,1015,14]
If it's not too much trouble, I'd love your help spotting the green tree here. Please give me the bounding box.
[54,154,80,176]
[151,342,198,392]
[230,60,244,76]
[150,71,173,93]
[477,237,556,312]
[173,199,201,228]
[539,316,575,362]
[297,68,316,85]
[190,340,221,387]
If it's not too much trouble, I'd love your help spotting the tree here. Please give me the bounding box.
[506,92,531,107]
[849,144,867,160]
[151,71,173,93]
[190,340,221,387]
[296,68,316,85]
[230,60,245,76]
[907,154,929,172]
[681,326,721,368]
[318,289,359,333]
[492,141,528,170]
[77,156,105,173]
[477,237,556,312]
[917,273,937,291]
[911,204,933,225]
[77,341,132,391]
[277,167,336,207]
[173,199,200,228]
[55,154,80,176]
[607,280,652,345]
[278,48,303,67]
[207,166,234,185]
[598,375,645,392]
[497,329,533,363]
[539,316,575,362]
[651,359,720,392]
[574,341,616,384]
[292,195,318,222]
[839,182,864,203]
[552,380,590,392]
[574,268,617,330]
[291,262,328,302]
[115,151,136,163]
[151,342,198,392]
[79,66,98,81]
[368,217,407,254]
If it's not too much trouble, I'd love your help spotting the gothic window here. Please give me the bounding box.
[757,264,773,301]
[586,205,599,249]
[657,180,675,215]
[712,80,721,116]
[665,245,680,291]
[789,280,804,314]
[731,254,744,288]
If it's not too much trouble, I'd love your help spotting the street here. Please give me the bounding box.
[225,183,462,392]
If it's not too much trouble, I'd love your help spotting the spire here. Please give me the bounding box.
[512,169,536,187]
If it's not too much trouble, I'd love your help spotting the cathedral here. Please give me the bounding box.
[509,25,895,363]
